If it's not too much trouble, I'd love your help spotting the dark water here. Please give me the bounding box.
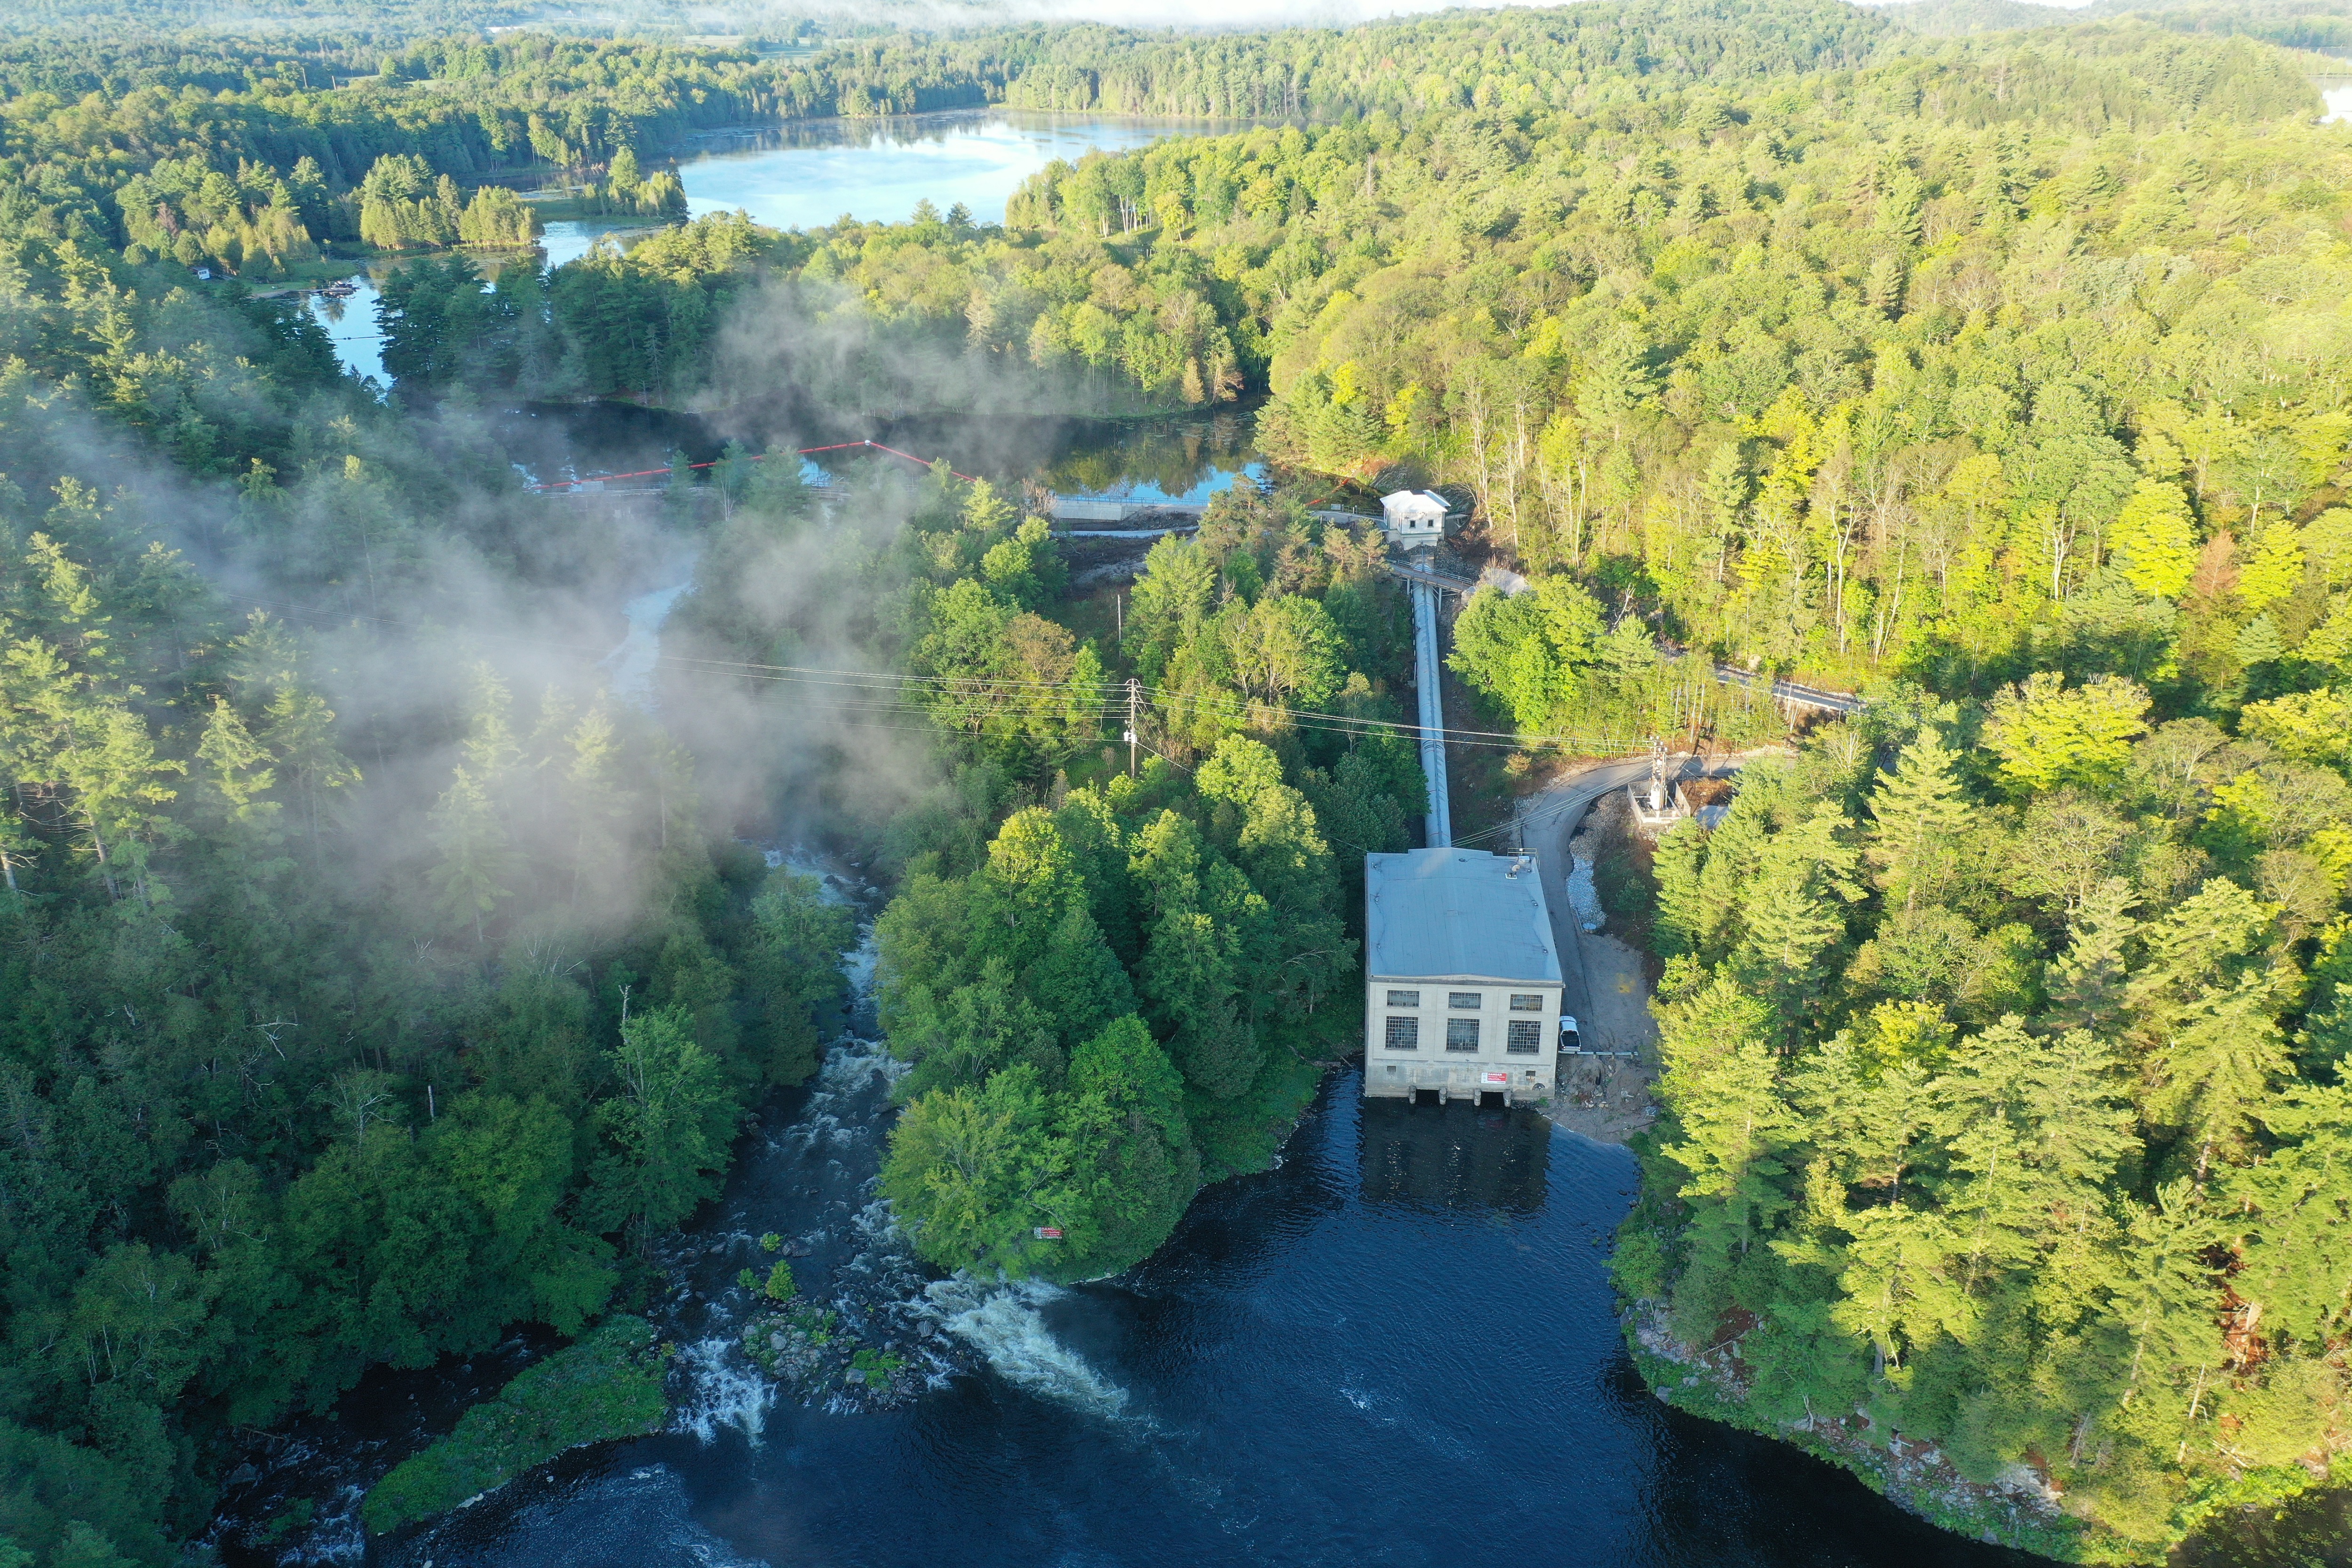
[326,1055,2050,1568]
[495,399,1266,504]
[212,931,2351,1568]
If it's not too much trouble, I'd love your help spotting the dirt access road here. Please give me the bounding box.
[1517,753,1746,1144]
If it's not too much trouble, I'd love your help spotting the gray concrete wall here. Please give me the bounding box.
[1363,977,1558,1106]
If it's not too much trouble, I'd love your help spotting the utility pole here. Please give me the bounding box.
[1125,678,1141,778]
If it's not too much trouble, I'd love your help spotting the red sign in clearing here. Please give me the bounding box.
[1033,1226,1064,1240]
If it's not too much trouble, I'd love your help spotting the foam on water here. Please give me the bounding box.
[670,1331,775,1445]
[602,578,694,711]
[1565,852,1604,931]
[922,1278,1136,1423]
[302,1483,368,1566]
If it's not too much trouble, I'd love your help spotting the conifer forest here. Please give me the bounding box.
[0,0,2349,1562]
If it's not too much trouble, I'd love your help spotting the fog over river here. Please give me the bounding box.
[236,109,2351,1568]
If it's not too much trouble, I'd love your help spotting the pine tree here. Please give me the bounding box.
[1059,1015,1200,1274]
[425,766,518,942]
[2101,1184,2222,1429]
[195,696,279,838]
[2149,973,2292,1180]
[1732,810,1861,1032]
[1651,817,1708,959]
[1865,727,1971,911]
[563,700,623,909]
[260,685,359,857]
[2043,877,2139,1037]
[58,700,182,902]
[2223,1086,2352,1358]
[586,1006,739,1257]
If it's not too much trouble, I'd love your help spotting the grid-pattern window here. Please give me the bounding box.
[1448,992,1482,1010]
[1446,1018,1480,1051]
[1510,994,1544,1012]
[1383,1017,1420,1051]
[1386,989,1420,1008]
[1507,1020,1542,1054]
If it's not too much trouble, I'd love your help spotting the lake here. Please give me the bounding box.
[248,107,2350,1568]
[309,112,1178,389]
[672,111,1178,234]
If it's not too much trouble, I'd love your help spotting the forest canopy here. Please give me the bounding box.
[0,0,2349,1562]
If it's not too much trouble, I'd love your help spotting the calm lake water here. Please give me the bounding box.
[480,395,1266,506]
[312,113,1176,388]
[673,111,1177,233]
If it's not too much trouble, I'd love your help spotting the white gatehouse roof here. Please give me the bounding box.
[1381,489,1449,523]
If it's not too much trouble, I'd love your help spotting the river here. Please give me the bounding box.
[201,454,2034,1563]
[209,884,2054,1568]
[237,108,2352,1568]
[379,1067,2049,1568]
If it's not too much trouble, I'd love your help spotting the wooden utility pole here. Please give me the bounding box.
[1126,678,1141,777]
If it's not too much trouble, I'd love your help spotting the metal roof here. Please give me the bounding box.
[1381,489,1450,521]
[1364,849,1562,985]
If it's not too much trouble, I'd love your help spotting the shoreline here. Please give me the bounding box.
[1623,1301,2099,1562]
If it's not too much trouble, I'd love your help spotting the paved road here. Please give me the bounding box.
[1518,754,1747,1038]
[1050,525,1200,539]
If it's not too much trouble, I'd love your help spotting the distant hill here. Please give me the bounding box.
[1873,0,2352,48]
[1867,0,2074,34]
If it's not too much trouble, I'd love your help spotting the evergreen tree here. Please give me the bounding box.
[1865,727,1971,911]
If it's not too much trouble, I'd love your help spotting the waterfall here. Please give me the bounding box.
[921,1278,1138,1424]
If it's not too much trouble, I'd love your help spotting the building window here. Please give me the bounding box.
[1510,994,1544,1012]
[1386,989,1420,1008]
[1447,992,1482,1010]
[1446,1018,1480,1051]
[1384,1017,1419,1051]
[1507,1020,1541,1054]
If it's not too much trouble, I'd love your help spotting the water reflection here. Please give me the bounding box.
[673,112,1179,231]
[1034,409,1263,503]
[2178,1481,2352,1567]
[492,400,1266,510]
[538,218,663,271]
[1358,1098,1552,1211]
[304,271,388,386]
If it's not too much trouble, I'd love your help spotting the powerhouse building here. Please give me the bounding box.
[1363,848,1562,1107]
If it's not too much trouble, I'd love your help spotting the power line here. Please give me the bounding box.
[227,593,1652,756]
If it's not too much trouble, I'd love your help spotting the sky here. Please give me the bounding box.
[789,0,2095,24]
